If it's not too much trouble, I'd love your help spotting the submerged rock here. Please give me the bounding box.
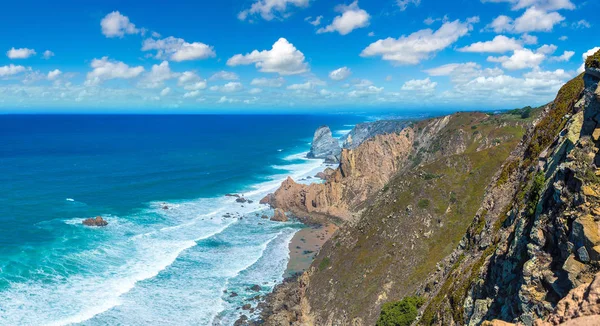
[307,126,341,163]
[82,216,108,227]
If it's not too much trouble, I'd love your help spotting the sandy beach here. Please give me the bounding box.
[285,223,338,277]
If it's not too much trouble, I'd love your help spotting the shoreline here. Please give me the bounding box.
[285,223,338,278]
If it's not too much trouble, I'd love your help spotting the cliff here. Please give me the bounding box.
[256,49,600,326]
[307,126,342,163]
[342,120,409,149]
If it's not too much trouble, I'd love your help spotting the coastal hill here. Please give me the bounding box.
[255,49,600,326]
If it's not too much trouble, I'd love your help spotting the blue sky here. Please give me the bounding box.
[0,0,598,113]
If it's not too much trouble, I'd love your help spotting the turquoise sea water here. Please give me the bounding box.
[0,114,365,325]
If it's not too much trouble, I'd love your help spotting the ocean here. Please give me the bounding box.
[0,114,364,325]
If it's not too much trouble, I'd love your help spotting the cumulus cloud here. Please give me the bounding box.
[458,35,523,53]
[487,48,546,70]
[250,76,286,87]
[238,0,310,21]
[488,7,564,33]
[396,0,421,11]
[348,85,383,97]
[209,71,239,81]
[360,19,474,65]
[536,44,557,55]
[0,64,27,77]
[317,1,370,35]
[139,61,179,88]
[329,67,352,81]
[572,19,591,29]
[142,36,216,62]
[401,78,437,92]
[85,57,144,86]
[7,47,36,59]
[177,71,208,91]
[183,90,201,98]
[210,82,244,93]
[249,88,263,94]
[287,81,316,90]
[227,38,308,75]
[481,0,575,11]
[425,62,504,84]
[47,69,62,80]
[100,11,139,38]
[42,50,55,59]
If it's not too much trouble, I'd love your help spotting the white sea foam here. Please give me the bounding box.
[65,198,74,202]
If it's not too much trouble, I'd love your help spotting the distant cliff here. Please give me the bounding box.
[306,126,341,163]
[342,120,409,149]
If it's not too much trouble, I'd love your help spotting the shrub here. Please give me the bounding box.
[418,199,430,209]
[319,257,330,271]
[377,296,425,326]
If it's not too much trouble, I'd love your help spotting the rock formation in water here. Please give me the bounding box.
[341,120,409,149]
[82,216,108,227]
[306,126,341,163]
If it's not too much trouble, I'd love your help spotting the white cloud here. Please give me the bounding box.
[401,77,437,92]
[100,11,139,38]
[177,71,208,91]
[396,0,421,11]
[42,50,55,59]
[209,71,239,81]
[558,35,568,41]
[139,61,179,88]
[210,82,244,92]
[0,64,27,77]
[305,16,323,26]
[481,0,575,11]
[329,67,352,81]
[238,0,310,21]
[360,19,474,65]
[227,38,308,75]
[458,35,523,53]
[536,44,557,55]
[572,19,591,29]
[521,34,538,45]
[183,90,201,98]
[47,69,62,80]
[424,17,437,25]
[317,1,370,35]
[85,57,145,86]
[487,48,545,70]
[218,96,241,103]
[142,36,216,62]
[7,47,36,59]
[250,76,286,87]
[160,87,171,96]
[287,81,315,90]
[425,62,504,84]
[249,88,263,94]
[348,85,383,97]
[489,7,564,33]
[578,47,600,73]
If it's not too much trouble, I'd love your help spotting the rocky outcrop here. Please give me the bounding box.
[307,126,341,163]
[315,167,335,180]
[271,208,288,222]
[82,216,108,227]
[264,130,414,222]
[342,120,409,149]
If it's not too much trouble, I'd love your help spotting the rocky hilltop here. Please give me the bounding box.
[306,126,341,163]
[254,49,600,326]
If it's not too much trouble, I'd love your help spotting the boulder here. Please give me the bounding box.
[271,208,288,222]
[307,126,341,162]
[571,215,600,255]
[260,194,273,205]
[82,216,108,227]
[250,284,261,292]
[236,197,247,203]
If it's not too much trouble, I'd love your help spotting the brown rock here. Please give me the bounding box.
[482,320,516,326]
[592,128,600,142]
[82,216,108,227]
[583,186,599,198]
[242,304,251,310]
[543,272,600,325]
[271,208,288,222]
[571,215,600,253]
[260,194,273,205]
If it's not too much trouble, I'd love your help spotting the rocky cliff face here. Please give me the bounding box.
[342,120,409,149]
[307,126,342,163]
[264,130,415,222]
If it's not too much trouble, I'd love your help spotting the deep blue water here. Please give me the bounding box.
[0,114,363,325]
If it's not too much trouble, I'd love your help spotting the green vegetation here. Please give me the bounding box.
[524,75,584,166]
[507,106,533,119]
[377,296,425,326]
[585,49,600,69]
[422,172,441,180]
[418,199,431,209]
[496,159,519,187]
[527,172,545,216]
[319,257,331,271]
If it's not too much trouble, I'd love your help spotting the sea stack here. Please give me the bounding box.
[82,216,108,227]
[306,125,341,163]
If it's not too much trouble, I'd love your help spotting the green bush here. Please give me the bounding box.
[418,199,430,209]
[319,257,330,271]
[377,296,425,326]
